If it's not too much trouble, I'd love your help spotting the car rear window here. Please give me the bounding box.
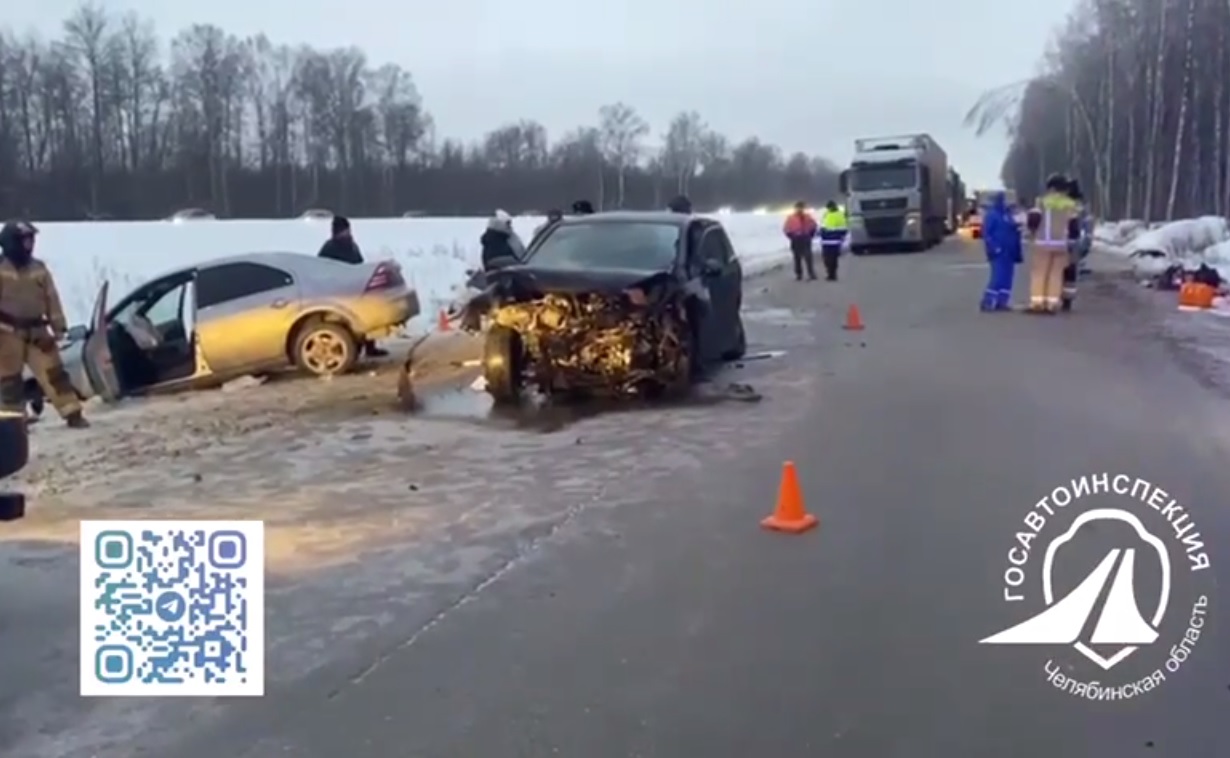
[529,222,679,271]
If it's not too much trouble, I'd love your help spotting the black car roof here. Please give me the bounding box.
[555,211,699,227]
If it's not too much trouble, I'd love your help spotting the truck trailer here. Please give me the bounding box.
[946,168,965,235]
[839,133,950,253]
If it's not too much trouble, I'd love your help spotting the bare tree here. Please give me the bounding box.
[660,110,706,195]
[975,0,1230,220]
[597,101,648,209]
[0,10,840,219]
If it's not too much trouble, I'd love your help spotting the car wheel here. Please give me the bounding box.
[293,320,358,377]
[722,316,747,361]
[483,325,523,404]
[0,410,29,480]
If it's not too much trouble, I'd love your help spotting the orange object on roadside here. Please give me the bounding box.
[843,304,864,330]
[761,461,818,534]
[1178,282,1216,310]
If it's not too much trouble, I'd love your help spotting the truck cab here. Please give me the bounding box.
[841,134,949,254]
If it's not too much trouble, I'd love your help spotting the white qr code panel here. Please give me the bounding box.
[79,520,265,697]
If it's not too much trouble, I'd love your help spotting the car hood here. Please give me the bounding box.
[489,265,672,295]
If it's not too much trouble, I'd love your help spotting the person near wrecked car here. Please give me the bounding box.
[782,201,818,281]
[817,200,848,282]
[481,210,526,270]
[979,191,1022,312]
[317,215,364,265]
[1060,179,1091,312]
[1023,173,1078,313]
[667,195,693,214]
[316,216,387,357]
[531,208,564,245]
[0,221,89,428]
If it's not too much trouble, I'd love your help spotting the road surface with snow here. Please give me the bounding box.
[3,242,1229,757]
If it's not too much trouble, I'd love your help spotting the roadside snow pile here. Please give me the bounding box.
[1094,219,1148,248]
[1097,216,1230,281]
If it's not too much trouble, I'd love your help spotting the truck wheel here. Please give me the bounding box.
[483,326,523,404]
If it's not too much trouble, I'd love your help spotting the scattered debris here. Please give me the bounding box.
[721,383,762,402]
[221,375,266,393]
[395,333,435,412]
[470,376,488,392]
[739,350,786,362]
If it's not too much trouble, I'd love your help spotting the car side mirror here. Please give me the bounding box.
[65,325,88,342]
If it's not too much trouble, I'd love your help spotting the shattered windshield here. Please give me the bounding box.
[851,164,918,191]
[528,222,680,271]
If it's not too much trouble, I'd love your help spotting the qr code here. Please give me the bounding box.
[79,520,265,697]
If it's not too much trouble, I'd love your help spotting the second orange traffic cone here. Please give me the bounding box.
[761,461,818,534]
[843,304,864,330]
[437,309,451,332]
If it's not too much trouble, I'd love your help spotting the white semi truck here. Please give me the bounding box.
[839,134,951,254]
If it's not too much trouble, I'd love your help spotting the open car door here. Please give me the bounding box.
[81,281,124,402]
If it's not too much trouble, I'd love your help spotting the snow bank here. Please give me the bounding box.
[1095,216,1230,281]
[30,213,791,328]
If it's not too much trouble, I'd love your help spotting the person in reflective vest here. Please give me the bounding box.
[1023,174,1078,313]
[1061,179,1090,312]
[979,191,1022,311]
[817,200,848,281]
[782,201,818,281]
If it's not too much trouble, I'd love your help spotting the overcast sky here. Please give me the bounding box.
[9,0,1075,188]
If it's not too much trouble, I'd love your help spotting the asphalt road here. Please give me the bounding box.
[12,240,1230,756]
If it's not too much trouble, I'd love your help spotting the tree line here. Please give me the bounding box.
[0,4,842,221]
[973,0,1230,221]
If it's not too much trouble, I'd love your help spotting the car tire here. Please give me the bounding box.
[293,320,358,377]
[722,316,747,361]
[0,411,29,480]
[483,325,523,404]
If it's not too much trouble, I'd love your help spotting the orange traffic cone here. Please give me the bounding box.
[761,461,818,534]
[437,309,451,332]
[843,304,864,331]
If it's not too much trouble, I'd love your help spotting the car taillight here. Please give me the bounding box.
[364,262,404,292]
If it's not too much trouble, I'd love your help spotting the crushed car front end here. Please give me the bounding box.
[475,267,692,401]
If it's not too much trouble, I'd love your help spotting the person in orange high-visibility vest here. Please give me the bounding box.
[782,201,819,281]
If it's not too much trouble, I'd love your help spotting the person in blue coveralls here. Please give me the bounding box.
[980,191,1023,311]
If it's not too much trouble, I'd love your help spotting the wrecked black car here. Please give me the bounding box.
[461,211,746,403]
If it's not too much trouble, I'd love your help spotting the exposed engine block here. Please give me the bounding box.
[491,292,687,394]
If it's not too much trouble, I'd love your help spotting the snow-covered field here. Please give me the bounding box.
[31,213,792,328]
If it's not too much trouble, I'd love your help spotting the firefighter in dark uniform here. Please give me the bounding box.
[0,221,89,428]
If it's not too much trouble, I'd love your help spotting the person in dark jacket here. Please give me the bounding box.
[317,216,364,264]
[1061,179,1089,312]
[531,209,564,244]
[667,195,693,214]
[480,210,526,270]
[571,200,595,215]
[316,216,386,356]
